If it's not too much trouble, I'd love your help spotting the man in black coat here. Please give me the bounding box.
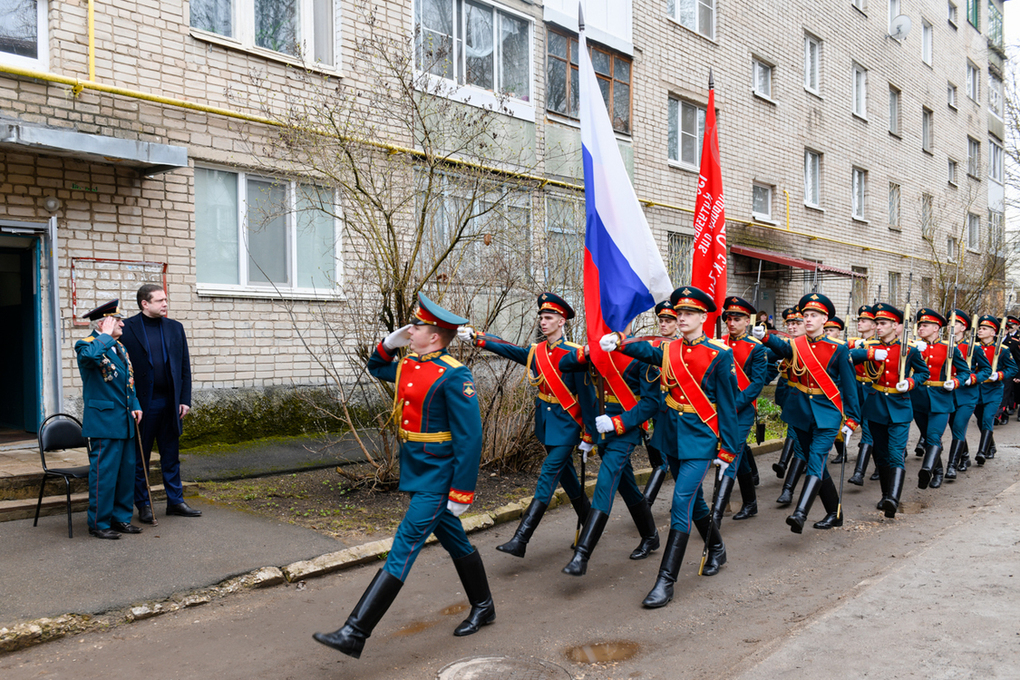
[120,284,200,522]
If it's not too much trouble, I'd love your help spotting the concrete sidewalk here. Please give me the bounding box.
[734,477,1020,678]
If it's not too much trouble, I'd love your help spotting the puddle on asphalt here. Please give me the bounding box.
[391,619,442,637]
[440,603,468,615]
[564,640,640,664]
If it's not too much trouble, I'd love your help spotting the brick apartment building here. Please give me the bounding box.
[0,0,1006,434]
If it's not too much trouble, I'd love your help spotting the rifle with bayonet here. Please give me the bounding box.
[991,287,1015,374]
[946,260,962,381]
[752,261,766,444]
[899,273,915,384]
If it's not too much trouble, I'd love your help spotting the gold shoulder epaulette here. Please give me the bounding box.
[708,338,729,350]
[745,335,762,345]
[564,341,582,349]
[81,335,95,343]
[440,355,464,369]
[828,337,846,345]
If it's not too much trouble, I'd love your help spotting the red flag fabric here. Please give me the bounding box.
[690,86,727,336]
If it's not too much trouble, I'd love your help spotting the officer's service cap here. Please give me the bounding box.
[782,307,803,321]
[916,308,947,327]
[950,309,972,330]
[537,292,575,320]
[413,293,469,331]
[1007,315,1020,326]
[722,296,755,319]
[83,299,124,321]
[824,316,845,331]
[857,305,875,321]
[654,300,677,319]
[798,293,835,319]
[978,315,1001,333]
[669,286,716,313]
[873,303,904,324]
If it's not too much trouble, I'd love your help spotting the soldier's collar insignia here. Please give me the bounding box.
[419,350,444,361]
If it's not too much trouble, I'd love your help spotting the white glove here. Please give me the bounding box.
[579,441,593,463]
[382,324,413,351]
[989,372,1001,382]
[840,424,854,445]
[447,501,470,517]
[896,379,910,392]
[457,325,475,343]
[599,333,620,352]
[942,379,956,391]
[964,374,974,386]
[751,324,766,340]
[595,414,615,434]
[873,348,889,361]
[915,340,928,352]
[854,339,865,349]
[714,458,729,480]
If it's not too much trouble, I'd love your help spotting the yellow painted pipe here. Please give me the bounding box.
[87,0,95,82]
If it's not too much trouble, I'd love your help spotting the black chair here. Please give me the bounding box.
[34,414,92,538]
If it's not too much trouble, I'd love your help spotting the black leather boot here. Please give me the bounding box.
[747,447,761,486]
[945,439,963,481]
[831,438,847,463]
[848,442,873,486]
[958,441,970,471]
[918,443,943,489]
[562,509,608,576]
[496,499,547,558]
[642,529,690,608]
[914,436,926,457]
[627,498,660,560]
[876,466,891,509]
[987,434,997,459]
[776,457,806,506]
[571,494,591,522]
[786,475,821,534]
[732,472,758,520]
[976,430,993,465]
[881,467,905,518]
[643,467,668,507]
[773,437,795,477]
[313,569,403,658]
[693,515,726,576]
[930,458,945,488]
[451,549,496,636]
[812,476,843,529]
[710,475,735,527]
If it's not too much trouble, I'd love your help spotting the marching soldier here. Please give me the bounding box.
[457,293,592,559]
[711,296,769,524]
[973,315,1018,465]
[603,285,740,607]
[314,294,493,658]
[824,317,845,339]
[848,305,878,485]
[945,310,991,480]
[643,301,681,506]
[1001,316,1020,420]
[910,309,974,489]
[772,308,810,507]
[754,294,860,532]
[849,303,928,517]
[558,323,661,576]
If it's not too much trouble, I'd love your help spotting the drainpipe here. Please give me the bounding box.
[47,215,63,412]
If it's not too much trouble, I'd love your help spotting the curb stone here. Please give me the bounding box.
[1,438,783,654]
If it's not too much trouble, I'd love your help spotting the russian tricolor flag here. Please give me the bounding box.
[579,9,671,397]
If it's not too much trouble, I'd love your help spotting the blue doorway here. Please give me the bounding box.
[0,240,42,433]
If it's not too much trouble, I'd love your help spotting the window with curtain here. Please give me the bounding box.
[668,98,706,168]
[667,0,715,40]
[804,34,821,93]
[805,150,821,207]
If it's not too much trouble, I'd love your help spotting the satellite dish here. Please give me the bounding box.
[889,15,912,41]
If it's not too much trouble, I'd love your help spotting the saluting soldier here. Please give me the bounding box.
[642,300,681,506]
[558,322,662,577]
[603,286,740,607]
[910,309,974,489]
[314,294,493,659]
[849,303,928,518]
[945,310,991,480]
[847,306,878,485]
[75,300,144,540]
[772,308,810,507]
[457,293,592,559]
[972,315,1018,464]
[754,294,860,531]
[711,296,769,524]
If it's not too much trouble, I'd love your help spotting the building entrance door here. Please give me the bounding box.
[0,241,42,433]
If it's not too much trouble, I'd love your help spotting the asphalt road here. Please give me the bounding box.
[3,425,1019,679]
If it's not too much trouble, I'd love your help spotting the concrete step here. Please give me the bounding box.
[1,485,170,523]
[0,449,163,501]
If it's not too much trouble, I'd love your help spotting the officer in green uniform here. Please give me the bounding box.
[973,315,1018,464]
[314,294,492,659]
[945,310,991,479]
[74,300,144,540]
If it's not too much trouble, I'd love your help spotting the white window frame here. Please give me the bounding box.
[194,165,343,299]
[947,236,958,261]
[852,63,868,119]
[968,137,980,177]
[852,167,867,220]
[922,108,934,152]
[989,138,1004,184]
[752,57,773,100]
[948,82,958,109]
[989,210,1005,255]
[921,192,934,237]
[967,212,980,250]
[752,183,773,221]
[804,34,821,93]
[989,73,1003,119]
[0,0,49,71]
[966,61,980,102]
[853,0,867,12]
[668,97,707,170]
[888,0,901,32]
[805,149,822,208]
[888,182,901,229]
[413,0,535,121]
[666,0,716,41]
[921,19,933,65]
[948,158,958,185]
[889,86,900,135]
[189,0,341,72]
[948,1,958,26]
